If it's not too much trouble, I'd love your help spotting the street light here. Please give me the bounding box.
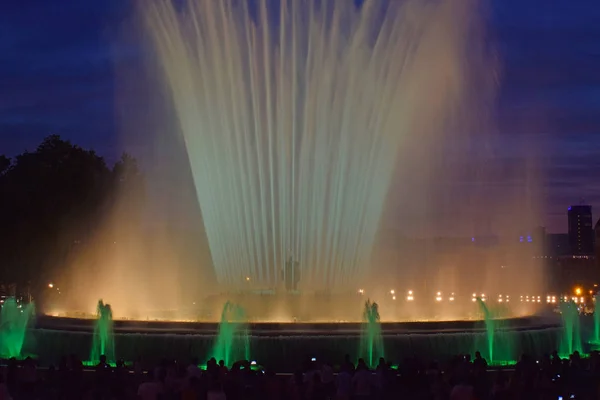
[48,283,54,289]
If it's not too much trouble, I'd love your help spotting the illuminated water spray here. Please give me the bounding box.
[360,300,383,367]
[0,298,35,359]
[90,300,115,364]
[142,0,479,290]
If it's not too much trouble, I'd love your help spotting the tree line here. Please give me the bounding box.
[0,135,144,295]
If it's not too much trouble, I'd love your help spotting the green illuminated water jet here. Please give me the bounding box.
[360,300,383,367]
[90,300,115,364]
[475,299,513,364]
[559,300,582,356]
[142,0,481,290]
[0,298,35,359]
[212,301,249,366]
[592,294,600,345]
[476,298,495,363]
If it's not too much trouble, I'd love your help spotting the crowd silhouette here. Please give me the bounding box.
[1,350,600,399]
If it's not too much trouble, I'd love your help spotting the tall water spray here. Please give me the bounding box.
[476,298,495,362]
[0,298,35,359]
[559,301,582,356]
[593,294,600,345]
[90,300,115,364]
[142,0,481,290]
[360,299,383,367]
[475,299,514,364]
[212,301,250,366]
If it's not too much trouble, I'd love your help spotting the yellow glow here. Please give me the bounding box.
[48,283,54,288]
[245,276,250,281]
[392,296,396,300]
[575,287,582,295]
[390,290,395,295]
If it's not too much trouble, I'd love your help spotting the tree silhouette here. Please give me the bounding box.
[0,135,144,293]
[0,155,10,175]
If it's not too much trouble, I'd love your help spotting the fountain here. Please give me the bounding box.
[476,298,496,363]
[591,294,600,346]
[211,301,250,366]
[559,300,582,357]
[475,299,515,365]
[360,300,383,367]
[90,300,115,364]
[0,298,35,359]
[141,0,481,291]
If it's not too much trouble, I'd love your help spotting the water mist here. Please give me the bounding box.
[141,0,483,292]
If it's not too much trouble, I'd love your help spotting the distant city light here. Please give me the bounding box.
[358,289,364,294]
[48,283,54,288]
[392,296,396,300]
[575,287,582,296]
[390,290,395,295]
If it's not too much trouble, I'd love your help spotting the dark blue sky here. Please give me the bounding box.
[0,0,598,232]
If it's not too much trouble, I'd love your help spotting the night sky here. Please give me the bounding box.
[1,0,598,233]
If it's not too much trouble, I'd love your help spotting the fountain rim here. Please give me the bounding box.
[35,315,560,336]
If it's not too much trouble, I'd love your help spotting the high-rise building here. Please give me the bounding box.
[595,219,600,265]
[568,205,594,255]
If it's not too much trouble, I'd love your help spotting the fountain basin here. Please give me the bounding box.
[31,315,560,371]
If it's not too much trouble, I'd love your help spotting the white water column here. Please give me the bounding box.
[142,0,475,291]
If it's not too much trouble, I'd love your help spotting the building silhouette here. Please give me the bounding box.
[568,204,594,255]
[595,219,600,266]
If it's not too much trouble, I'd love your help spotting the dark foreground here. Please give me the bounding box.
[1,351,599,399]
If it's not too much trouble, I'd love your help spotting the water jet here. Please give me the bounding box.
[0,298,35,359]
[90,300,115,364]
